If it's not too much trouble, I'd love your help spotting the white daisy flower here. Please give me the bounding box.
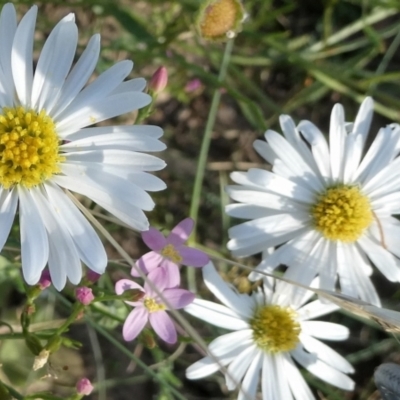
[0,4,166,289]
[185,262,354,400]
[226,97,400,306]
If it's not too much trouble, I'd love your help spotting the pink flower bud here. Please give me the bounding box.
[87,270,101,283]
[76,377,94,396]
[149,66,168,94]
[76,287,94,306]
[38,269,51,290]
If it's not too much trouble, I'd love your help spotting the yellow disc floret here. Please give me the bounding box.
[144,297,166,313]
[311,185,373,242]
[250,305,300,353]
[0,107,63,188]
[161,244,183,263]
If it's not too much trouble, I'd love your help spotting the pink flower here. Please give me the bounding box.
[76,377,94,395]
[185,78,202,93]
[115,268,194,344]
[76,287,94,306]
[132,218,209,287]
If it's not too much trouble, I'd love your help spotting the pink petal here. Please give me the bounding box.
[133,251,163,276]
[144,267,168,295]
[163,288,195,309]
[149,311,177,344]
[159,261,181,288]
[122,307,148,341]
[167,218,194,246]
[115,279,143,295]
[141,227,167,251]
[179,246,209,267]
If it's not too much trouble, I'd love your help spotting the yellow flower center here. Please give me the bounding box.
[161,244,183,263]
[198,0,241,39]
[250,305,300,353]
[311,185,373,242]
[143,297,166,313]
[0,107,64,188]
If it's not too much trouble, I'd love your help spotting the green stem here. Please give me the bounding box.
[87,318,187,400]
[188,39,234,292]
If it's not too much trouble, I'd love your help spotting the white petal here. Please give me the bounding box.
[18,186,49,284]
[262,353,293,400]
[226,187,309,213]
[300,333,354,373]
[342,97,374,181]
[62,131,166,154]
[110,78,146,95]
[358,234,400,282]
[56,60,133,121]
[32,20,77,111]
[279,114,321,180]
[61,162,155,210]
[52,175,150,231]
[56,92,151,136]
[0,188,18,250]
[43,182,107,273]
[0,4,17,101]
[247,168,316,202]
[329,103,346,181]
[202,262,254,318]
[30,187,82,290]
[297,299,339,321]
[283,355,315,400]
[64,124,164,141]
[254,139,277,165]
[184,299,249,330]
[186,356,230,380]
[238,351,263,400]
[209,330,253,357]
[301,321,350,340]
[265,129,324,192]
[297,120,331,182]
[291,346,355,391]
[51,34,100,117]
[354,125,400,186]
[226,344,258,390]
[12,5,37,106]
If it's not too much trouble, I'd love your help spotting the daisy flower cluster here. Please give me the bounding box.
[1,2,399,400]
[183,97,400,397]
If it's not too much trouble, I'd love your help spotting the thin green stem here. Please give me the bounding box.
[87,318,187,400]
[188,39,234,292]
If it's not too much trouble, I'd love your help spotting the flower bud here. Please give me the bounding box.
[197,0,245,41]
[38,269,51,290]
[76,378,94,396]
[86,270,101,284]
[75,287,94,306]
[149,66,168,94]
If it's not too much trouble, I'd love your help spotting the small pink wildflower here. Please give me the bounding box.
[76,287,94,306]
[132,218,209,287]
[115,268,194,344]
[76,377,94,395]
